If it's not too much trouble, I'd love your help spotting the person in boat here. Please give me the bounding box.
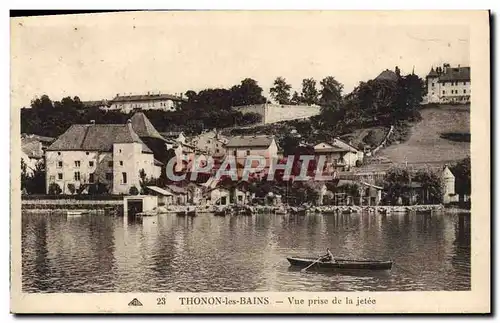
[320,248,336,262]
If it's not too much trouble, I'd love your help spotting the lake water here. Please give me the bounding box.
[21,210,470,292]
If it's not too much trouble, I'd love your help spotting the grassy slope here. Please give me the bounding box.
[357,104,470,173]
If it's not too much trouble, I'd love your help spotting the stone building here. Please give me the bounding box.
[106,93,187,113]
[190,129,229,159]
[45,120,162,195]
[225,135,279,168]
[425,64,471,104]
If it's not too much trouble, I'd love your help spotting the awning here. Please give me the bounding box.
[146,186,173,196]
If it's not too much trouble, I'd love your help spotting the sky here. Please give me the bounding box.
[10,11,470,108]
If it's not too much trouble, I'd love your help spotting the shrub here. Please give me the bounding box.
[48,183,62,195]
[67,183,76,194]
[129,186,140,195]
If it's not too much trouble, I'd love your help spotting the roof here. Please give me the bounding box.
[130,112,166,140]
[21,134,55,144]
[426,67,439,78]
[111,93,186,103]
[314,141,357,153]
[226,135,274,148]
[314,146,351,153]
[375,69,399,82]
[46,123,153,153]
[21,140,43,159]
[146,186,173,196]
[165,185,188,195]
[438,66,471,82]
[360,182,383,190]
[82,100,109,108]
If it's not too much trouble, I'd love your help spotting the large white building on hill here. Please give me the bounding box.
[425,63,471,104]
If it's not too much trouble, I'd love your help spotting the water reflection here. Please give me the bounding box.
[22,211,471,292]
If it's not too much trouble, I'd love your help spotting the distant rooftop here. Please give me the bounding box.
[426,64,471,82]
[375,69,399,82]
[46,123,152,153]
[130,112,166,141]
[226,135,275,148]
[111,93,187,103]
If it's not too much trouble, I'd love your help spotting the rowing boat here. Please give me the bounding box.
[287,256,393,270]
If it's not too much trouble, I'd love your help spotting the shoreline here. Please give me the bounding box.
[21,199,470,215]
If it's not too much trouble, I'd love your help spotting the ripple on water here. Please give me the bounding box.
[21,211,471,292]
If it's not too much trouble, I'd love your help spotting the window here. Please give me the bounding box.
[238,195,243,202]
[119,149,122,153]
[74,172,81,181]
[57,161,63,168]
[105,173,113,181]
[108,161,113,167]
[432,82,435,87]
[216,149,220,153]
[207,140,211,144]
[233,150,237,157]
[120,161,123,166]
[57,152,61,156]
[89,173,95,183]
[246,150,251,156]
[431,92,434,95]
[86,152,89,155]
[464,81,467,85]
[75,161,80,168]
[57,173,63,180]
[463,89,466,94]
[89,161,94,167]
[443,90,446,95]
[122,172,127,184]
[49,175,55,182]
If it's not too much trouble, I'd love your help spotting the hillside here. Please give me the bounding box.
[358,104,470,172]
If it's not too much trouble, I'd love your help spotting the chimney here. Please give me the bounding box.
[443,63,450,73]
[90,120,95,125]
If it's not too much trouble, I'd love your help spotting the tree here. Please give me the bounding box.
[395,66,401,77]
[48,183,62,195]
[241,112,262,125]
[300,78,319,105]
[450,157,471,200]
[414,168,444,204]
[129,186,140,195]
[21,159,29,192]
[280,134,301,157]
[290,91,302,105]
[270,77,292,104]
[230,78,267,106]
[382,166,412,205]
[30,94,53,110]
[319,76,343,110]
[184,90,198,103]
[67,183,76,194]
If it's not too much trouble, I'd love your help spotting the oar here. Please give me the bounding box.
[301,256,323,272]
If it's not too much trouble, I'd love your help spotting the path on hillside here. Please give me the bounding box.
[377,105,470,166]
